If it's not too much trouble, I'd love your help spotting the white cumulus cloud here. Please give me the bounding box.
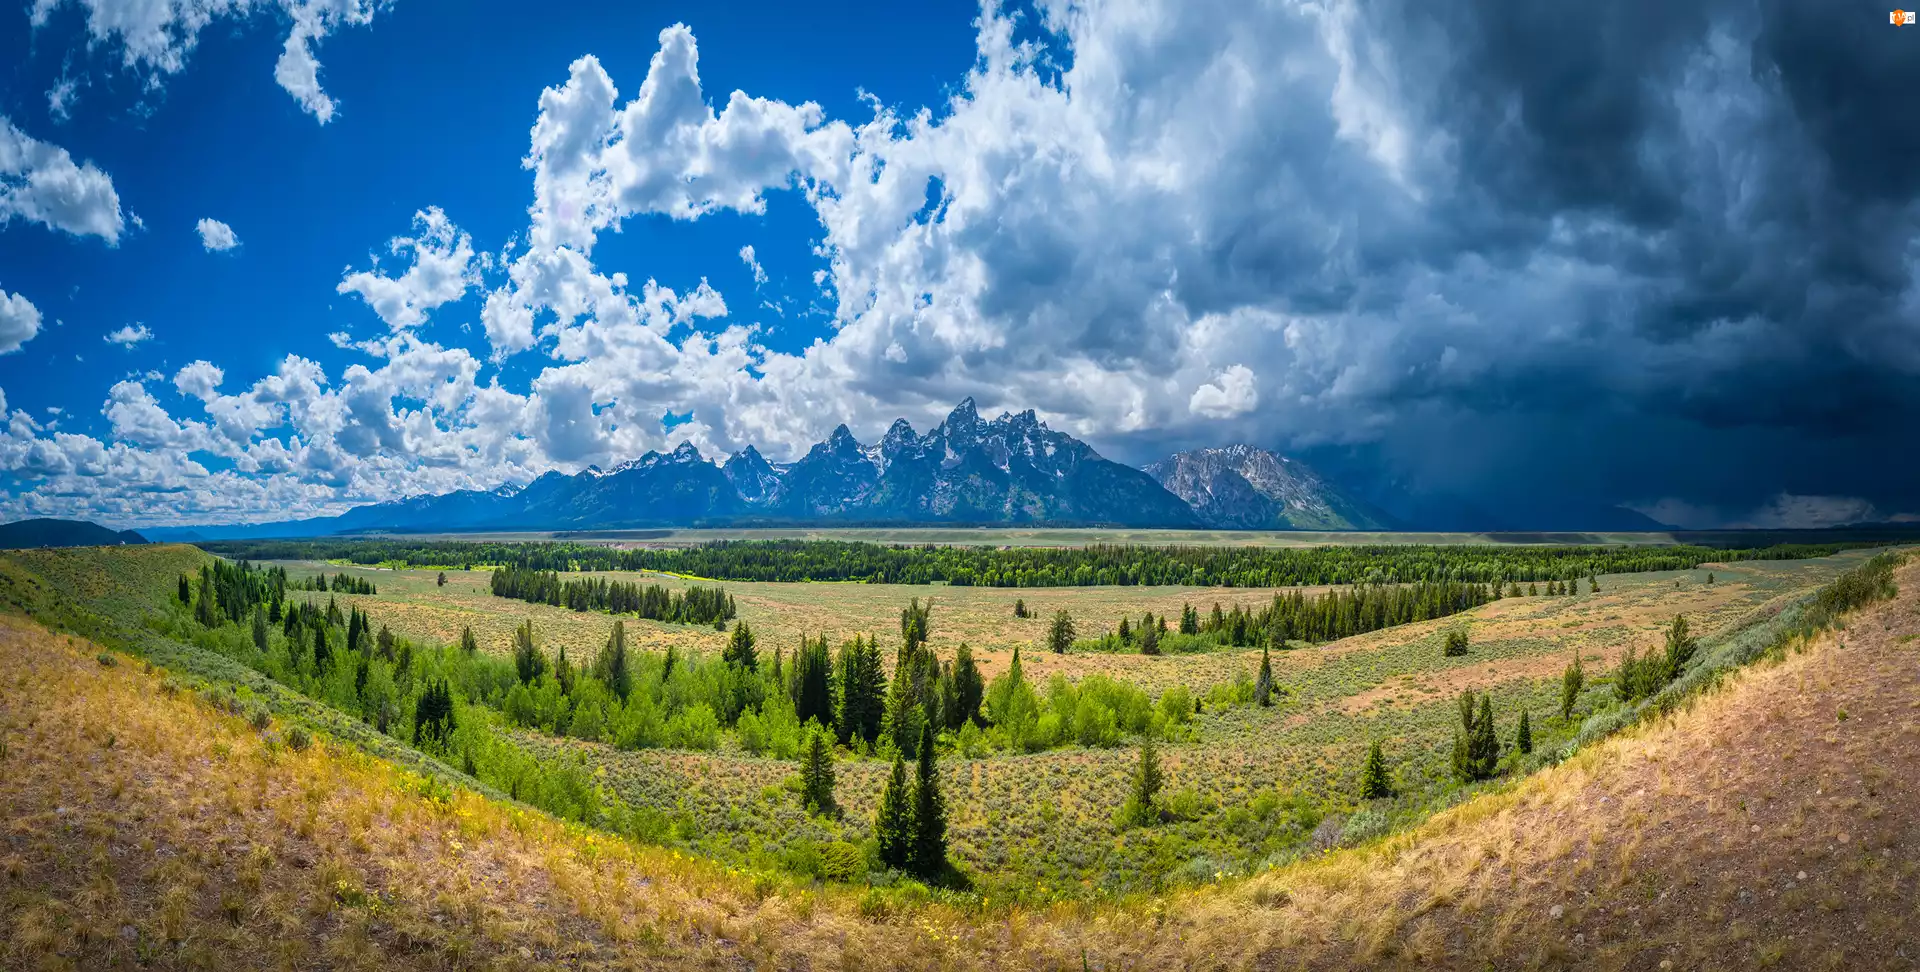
[0,117,123,242]
[1189,365,1259,418]
[0,289,45,354]
[196,217,238,251]
[104,323,151,347]
[337,207,479,331]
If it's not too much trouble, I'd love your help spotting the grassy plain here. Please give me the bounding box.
[3,553,1914,970]
[268,549,1879,894]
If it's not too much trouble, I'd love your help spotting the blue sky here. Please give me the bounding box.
[0,0,1915,529]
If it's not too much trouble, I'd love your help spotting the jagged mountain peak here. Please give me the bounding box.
[1146,445,1390,531]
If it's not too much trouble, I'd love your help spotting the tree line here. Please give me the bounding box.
[488,567,735,625]
[198,537,1874,588]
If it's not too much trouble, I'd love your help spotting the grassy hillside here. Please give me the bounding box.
[1,552,1914,968]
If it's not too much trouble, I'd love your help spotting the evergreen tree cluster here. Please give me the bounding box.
[489,567,736,626]
[1613,615,1699,702]
[1450,689,1501,782]
[288,570,377,595]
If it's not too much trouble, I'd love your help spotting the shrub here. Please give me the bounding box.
[286,726,312,751]
[1443,628,1469,657]
[96,651,116,667]
[249,707,272,731]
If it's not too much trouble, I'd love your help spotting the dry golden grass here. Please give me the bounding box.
[8,555,1915,970]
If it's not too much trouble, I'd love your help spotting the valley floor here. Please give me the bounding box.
[4,562,1920,970]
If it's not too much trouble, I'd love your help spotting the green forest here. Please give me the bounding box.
[198,537,1870,587]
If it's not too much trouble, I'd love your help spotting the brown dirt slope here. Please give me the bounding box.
[4,561,1919,971]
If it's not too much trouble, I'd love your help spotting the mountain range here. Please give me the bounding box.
[137,400,1673,539]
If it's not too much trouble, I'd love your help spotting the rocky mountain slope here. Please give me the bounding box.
[1144,445,1392,530]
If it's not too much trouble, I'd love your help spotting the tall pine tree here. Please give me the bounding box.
[1255,646,1274,707]
[909,723,947,879]
[950,643,984,728]
[724,620,758,670]
[799,726,837,817]
[1560,653,1584,720]
[874,752,915,871]
[788,634,832,729]
[1359,740,1392,799]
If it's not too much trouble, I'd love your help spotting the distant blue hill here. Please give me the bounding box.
[0,518,148,549]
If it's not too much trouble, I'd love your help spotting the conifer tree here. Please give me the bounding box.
[909,723,947,878]
[950,643,984,728]
[312,625,331,673]
[414,678,457,749]
[799,726,837,817]
[1359,740,1392,799]
[875,752,915,871]
[459,625,478,655]
[436,571,448,587]
[835,636,886,745]
[1047,610,1076,654]
[177,574,192,605]
[1180,603,1199,635]
[376,624,395,660]
[1127,735,1164,825]
[792,634,835,729]
[724,620,758,670]
[1140,620,1161,656]
[1588,574,1600,594]
[1444,627,1469,657]
[268,596,282,624]
[513,620,546,684]
[555,643,576,696]
[251,608,269,652]
[194,576,219,627]
[1560,653,1584,720]
[1118,616,1131,643]
[1662,614,1696,681]
[1451,690,1499,781]
[1013,598,1027,619]
[1706,572,1715,585]
[1515,709,1533,754]
[599,621,632,701]
[898,597,932,670]
[1254,646,1274,707]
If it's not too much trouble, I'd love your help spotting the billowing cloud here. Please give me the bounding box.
[336,207,480,330]
[196,217,238,251]
[104,324,151,347]
[0,289,45,355]
[28,0,392,123]
[0,117,123,242]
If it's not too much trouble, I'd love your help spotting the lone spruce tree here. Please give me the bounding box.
[1515,709,1533,754]
[1255,646,1274,707]
[251,608,269,652]
[874,752,915,871]
[724,620,758,670]
[1126,735,1165,826]
[1560,653,1584,720]
[1047,610,1076,654]
[1662,614,1697,681]
[1359,740,1392,799]
[909,723,947,879]
[799,726,837,817]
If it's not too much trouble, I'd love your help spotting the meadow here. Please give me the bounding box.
[243,543,1876,896]
[3,545,1911,971]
